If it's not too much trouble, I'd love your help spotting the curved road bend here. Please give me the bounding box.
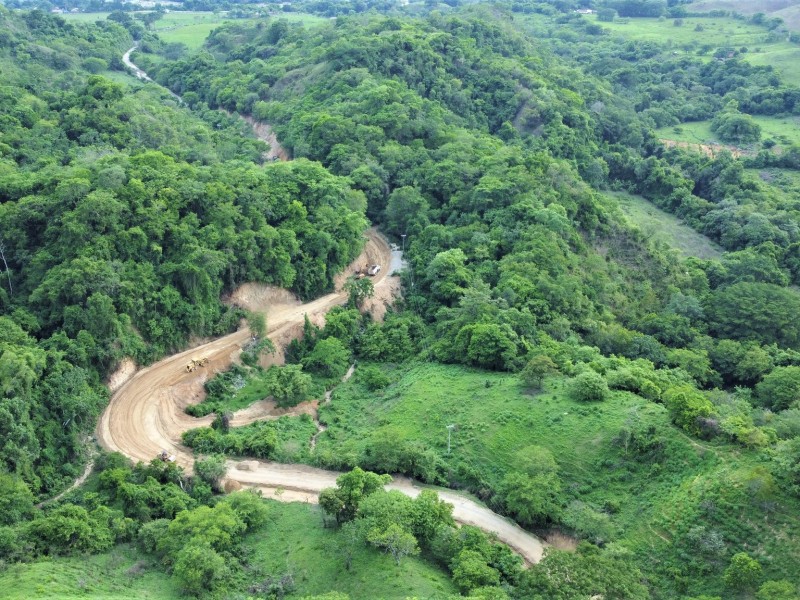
[104,52,549,563]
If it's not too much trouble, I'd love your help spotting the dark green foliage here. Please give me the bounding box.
[520,355,559,389]
[757,367,800,411]
[343,276,374,309]
[0,473,35,526]
[183,416,317,460]
[707,283,800,349]
[664,385,717,436]
[318,466,391,525]
[724,552,763,591]
[302,337,351,379]
[193,455,227,493]
[519,544,650,600]
[26,504,116,555]
[711,105,762,144]
[267,364,314,407]
[494,471,562,527]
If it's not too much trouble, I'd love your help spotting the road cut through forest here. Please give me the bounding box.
[99,49,547,564]
[96,227,547,564]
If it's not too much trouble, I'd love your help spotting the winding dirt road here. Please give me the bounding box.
[96,228,546,563]
[102,47,546,564]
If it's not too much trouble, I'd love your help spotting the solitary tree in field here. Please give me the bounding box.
[520,355,559,389]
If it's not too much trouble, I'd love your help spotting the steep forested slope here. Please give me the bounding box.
[0,7,367,497]
[137,8,800,597]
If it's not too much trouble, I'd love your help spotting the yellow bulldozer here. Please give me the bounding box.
[185,357,209,372]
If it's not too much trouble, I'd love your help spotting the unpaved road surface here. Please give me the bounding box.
[96,228,546,563]
[122,45,151,81]
[100,59,547,560]
[97,228,394,470]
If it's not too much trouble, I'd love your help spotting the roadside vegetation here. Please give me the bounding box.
[4,0,800,598]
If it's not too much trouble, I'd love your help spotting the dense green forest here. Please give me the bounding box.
[3,0,800,598]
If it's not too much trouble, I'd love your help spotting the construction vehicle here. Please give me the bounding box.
[185,357,209,372]
[354,263,381,278]
[158,449,176,463]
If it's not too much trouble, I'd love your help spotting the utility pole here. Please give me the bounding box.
[401,233,406,256]
[446,424,455,455]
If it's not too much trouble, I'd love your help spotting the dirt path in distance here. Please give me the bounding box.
[242,115,291,162]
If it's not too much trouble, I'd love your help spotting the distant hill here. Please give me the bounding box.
[689,0,800,29]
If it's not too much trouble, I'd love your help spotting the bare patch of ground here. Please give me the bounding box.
[107,358,137,393]
[241,115,291,162]
[545,530,580,551]
[660,138,748,158]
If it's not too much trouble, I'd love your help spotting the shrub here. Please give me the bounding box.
[569,371,609,402]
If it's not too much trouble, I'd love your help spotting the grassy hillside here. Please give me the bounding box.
[248,501,457,599]
[0,501,457,600]
[314,363,800,594]
[0,545,180,600]
[656,115,800,150]
[595,15,800,86]
[611,192,724,260]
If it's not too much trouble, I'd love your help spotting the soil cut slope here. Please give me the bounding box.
[96,229,546,564]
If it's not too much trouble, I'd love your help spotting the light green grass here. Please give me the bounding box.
[0,546,179,600]
[314,363,800,591]
[596,15,800,86]
[158,23,226,49]
[248,500,457,599]
[746,166,800,194]
[59,12,110,23]
[154,12,326,50]
[318,364,691,487]
[611,191,724,259]
[656,115,800,150]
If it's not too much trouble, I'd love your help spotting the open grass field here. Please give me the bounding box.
[594,15,800,86]
[611,191,724,259]
[0,501,456,600]
[314,363,800,591]
[59,12,110,23]
[154,12,327,49]
[656,115,800,150]
[688,0,800,30]
[0,546,179,600]
[63,11,327,51]
[247,501,457,599]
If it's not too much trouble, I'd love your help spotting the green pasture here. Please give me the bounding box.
[63,11,327,52]
[656,115,800,150]
[0,545,179,600]
[59,12,110,23]
[611,191,724,259]
[247,501,457,599]
[313,362,800,590]
[747,166,800,194]
[595,15,800,86]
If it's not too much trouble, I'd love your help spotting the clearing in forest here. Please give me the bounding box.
[595,15,800,86]
[657,116,800,153]
[611,191,724,260]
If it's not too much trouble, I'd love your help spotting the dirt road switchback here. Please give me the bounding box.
[96,228,547,564]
